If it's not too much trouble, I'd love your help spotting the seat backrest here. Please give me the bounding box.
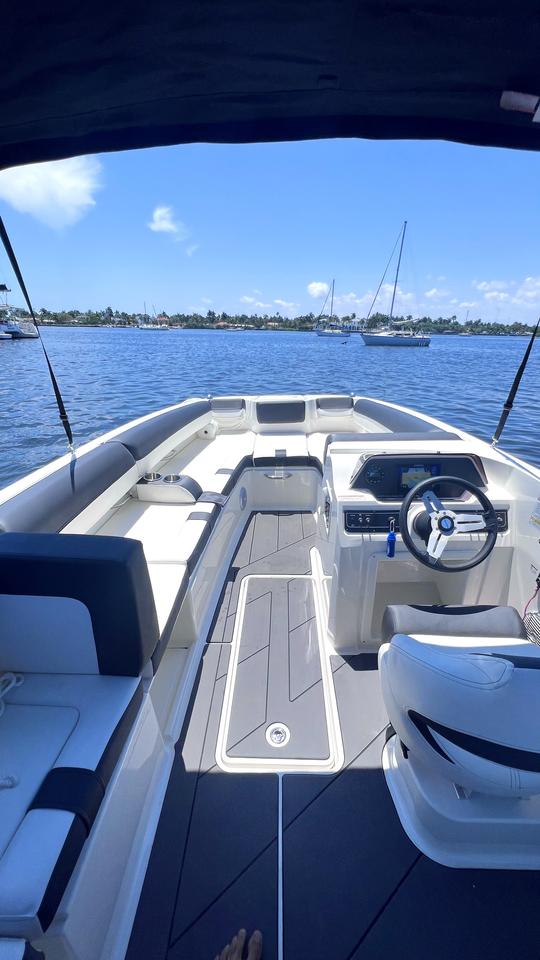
[256,399,306,424]
[0,533,159,676]
[0,442,136,535]
[354,398,458,436]
[112,399,211,461]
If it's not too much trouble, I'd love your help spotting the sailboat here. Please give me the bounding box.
[361,222,431,347]
[315,280,350,338]
[0,283,38,339]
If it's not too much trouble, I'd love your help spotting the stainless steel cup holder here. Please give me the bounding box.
[163,474,182,484]
[144,472,162,482]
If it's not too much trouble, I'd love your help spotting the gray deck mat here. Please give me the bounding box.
[226,577,329,761]
[208,511,317,644]
[127,512,540,960]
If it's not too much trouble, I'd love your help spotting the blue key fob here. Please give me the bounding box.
[386,520,396,558]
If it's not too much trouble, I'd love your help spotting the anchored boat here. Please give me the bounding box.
[1,4,540,960]
[361,222,431,347]
[314,280,350,338]
[361,329,430,346]
[0,284,38,339]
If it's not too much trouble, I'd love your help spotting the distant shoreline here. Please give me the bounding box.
[36,323,531,337]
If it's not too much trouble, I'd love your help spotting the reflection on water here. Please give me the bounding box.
[0,327,538,487]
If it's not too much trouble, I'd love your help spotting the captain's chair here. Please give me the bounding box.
[379,604,540,799]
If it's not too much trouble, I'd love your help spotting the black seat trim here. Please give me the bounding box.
[151,571,189,672]
[409,710,540,774]
[198,492,228,506]
[30,768,104,833]
[37,817,88,931]
[96,680,144,783]
[33,679,143,931]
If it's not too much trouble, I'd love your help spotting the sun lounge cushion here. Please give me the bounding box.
[112,400,210,461]
[0,674,142,938]
[0,444,136,535]
[0,533,159,676]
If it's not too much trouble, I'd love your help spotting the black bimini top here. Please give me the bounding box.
[3,1,540,169]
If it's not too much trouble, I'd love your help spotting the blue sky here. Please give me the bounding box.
[0,138,538,322]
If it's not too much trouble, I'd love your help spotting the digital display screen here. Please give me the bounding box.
[400,463,441,491]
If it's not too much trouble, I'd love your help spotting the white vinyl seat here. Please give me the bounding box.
[379,604,540,799]
[95,498,219,647]
[0,533,158,941]
[162,432,255,494]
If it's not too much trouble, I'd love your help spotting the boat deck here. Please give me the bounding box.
[127,512,540,960]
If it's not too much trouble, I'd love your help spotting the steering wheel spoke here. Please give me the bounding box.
[399,475,499,573]
[454,512,486,533]
[427,528,449,560]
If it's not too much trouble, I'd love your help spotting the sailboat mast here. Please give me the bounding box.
[388,220,407,322]
[330,279,335,319]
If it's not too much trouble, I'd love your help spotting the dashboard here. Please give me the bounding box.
[344,507,508,534]
[350,454,486,501]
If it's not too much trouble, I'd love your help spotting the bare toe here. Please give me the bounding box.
[247,930,263,960]
[232,930,246,959]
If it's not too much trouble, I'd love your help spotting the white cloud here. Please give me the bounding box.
[0,156,102,228]
[147,205,189,239]
[512,276,540,305]
[485,290,510,302]
[240,294,271,308]
[307,281,330,299]
[253,288,263,296]
[201,297,213,305]
[336,291,360,305]
[424,287,449,300]
[274,299,298,310]
[379,282,414,305]
[459,301,477,308]
[186,243,199,256]
[472,279,508,292]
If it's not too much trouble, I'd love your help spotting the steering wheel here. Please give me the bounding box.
[399,475,499,572]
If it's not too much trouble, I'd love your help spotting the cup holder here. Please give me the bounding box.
[163,474,182,484]
[144,472,162,482]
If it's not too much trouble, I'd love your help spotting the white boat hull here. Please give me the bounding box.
[316,330,350,338]
[361,332,430,346]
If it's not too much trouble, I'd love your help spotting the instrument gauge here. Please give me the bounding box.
[365,464,385,485]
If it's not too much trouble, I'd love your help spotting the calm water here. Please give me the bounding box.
[0,327,538,488]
